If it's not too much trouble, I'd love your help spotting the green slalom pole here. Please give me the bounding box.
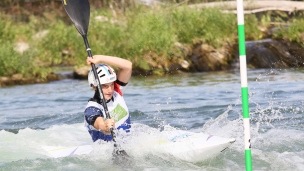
[236,0,252,170]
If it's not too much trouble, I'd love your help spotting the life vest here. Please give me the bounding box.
[84,91,131,142]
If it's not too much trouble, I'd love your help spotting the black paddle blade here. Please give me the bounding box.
[112,149,133,166]
[62,0,90,36]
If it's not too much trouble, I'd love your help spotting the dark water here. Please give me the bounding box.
[0,68,303,170]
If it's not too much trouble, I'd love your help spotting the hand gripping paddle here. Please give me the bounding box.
[61,0,130,161]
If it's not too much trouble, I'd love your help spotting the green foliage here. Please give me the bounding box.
[170,6,207,43]
[125,7,176,56]
[0,13,53,79]
[1,3,302,80]
[0,42,22,76]
[195,8,236,46]
[273,19,304,44]
[244,15,264,40]
[88,10,127,57]
[34,21,85,66]
[0,19,16,42]
[0,17,34,77]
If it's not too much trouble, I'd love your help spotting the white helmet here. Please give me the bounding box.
[88,64,117,87]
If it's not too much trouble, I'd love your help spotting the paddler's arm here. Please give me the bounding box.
[86,55,132,84]
[94,117,115,135]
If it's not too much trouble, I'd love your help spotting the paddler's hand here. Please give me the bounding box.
[86,55,103,65]
[103,118,115,135]
[86,56,95,65]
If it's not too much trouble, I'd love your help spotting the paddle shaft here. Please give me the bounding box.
[82,36,116,139]
[62,0,117,142]
[83,36,110,117]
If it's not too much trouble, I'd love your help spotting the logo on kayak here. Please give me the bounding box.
[170,133,190,142]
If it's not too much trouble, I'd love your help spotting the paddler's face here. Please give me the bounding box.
[101,82,115,100]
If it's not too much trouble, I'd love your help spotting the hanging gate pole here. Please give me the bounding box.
[236,0,252,170]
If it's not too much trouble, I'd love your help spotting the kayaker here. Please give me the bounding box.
[84,55,132,142]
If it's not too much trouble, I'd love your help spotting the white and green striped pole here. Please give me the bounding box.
[236,0,252,170]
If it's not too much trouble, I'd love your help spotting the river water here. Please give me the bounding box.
[0,68,303,171]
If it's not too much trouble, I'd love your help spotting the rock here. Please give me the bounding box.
[246,39,304,68]
[0,77,13,87]
[73,66,91,79]
[12,73,23,80]
[180,60,190,69]
[190,43,232,71]
[14,42,29,54]
[0,77,9,82]
[33,30,49,39]
[47,72,60,81]
[95,15,109,22]
[174,42,192,56]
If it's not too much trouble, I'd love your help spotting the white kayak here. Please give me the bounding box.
[154,130,235,162]
[42,129,235,163]
[41,145,93,158]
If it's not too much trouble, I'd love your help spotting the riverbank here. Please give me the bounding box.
[1,1,304,87]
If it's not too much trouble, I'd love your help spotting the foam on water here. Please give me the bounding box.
[0,123,225,171]
[198,104,304,171]
[0,123,91,162]
[1,110,303,170]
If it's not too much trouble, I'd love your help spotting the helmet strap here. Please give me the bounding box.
[89,89,113,104]
[91,89,102,104]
